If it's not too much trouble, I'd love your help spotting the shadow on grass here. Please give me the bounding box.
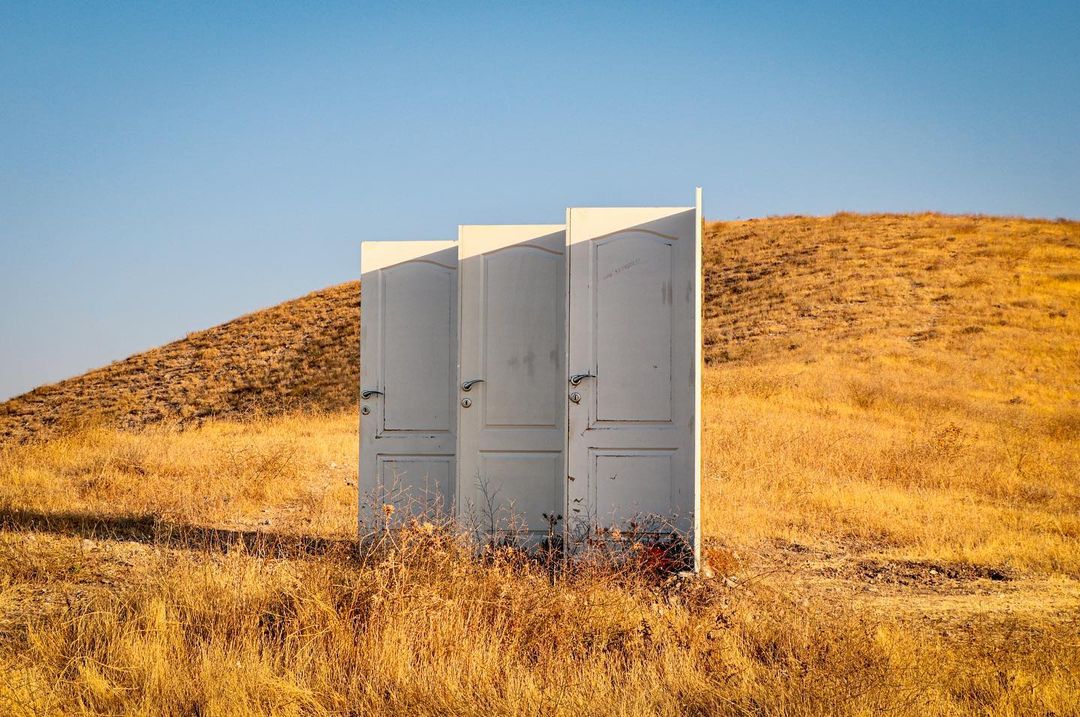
[0,507,356,559]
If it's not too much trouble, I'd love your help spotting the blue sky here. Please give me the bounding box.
[2,1,1078,400]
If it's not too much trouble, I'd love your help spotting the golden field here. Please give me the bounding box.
[0,213,1078,715]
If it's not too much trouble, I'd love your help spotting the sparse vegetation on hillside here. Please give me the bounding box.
[0,283,359,443]
[4,213,1076,445]
[700,213,1080,577]
[0,213,1078,714]
[703,213,1078,372]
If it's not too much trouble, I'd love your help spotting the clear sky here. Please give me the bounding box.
[2,1,1078,401]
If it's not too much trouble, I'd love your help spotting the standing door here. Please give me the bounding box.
[360,240,458,528]
[565,190,702,566]
[457,225,566,542]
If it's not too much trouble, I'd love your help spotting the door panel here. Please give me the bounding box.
[481,249,563,428]
[377,456,453,517]
[594,234,674,423]
[477,452,561,533]
[381,263,454,432]
[360,241,457,528]
[458,225,566,541]
[566,193,702,566]
[593,450,674,526]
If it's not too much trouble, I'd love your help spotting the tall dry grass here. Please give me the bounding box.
[0,412,358,537]
[0,213,1078,714]
[1,522,1076,716]
[701,213,1080,576]
[701,357,1080,575]
[0,386,1077,714]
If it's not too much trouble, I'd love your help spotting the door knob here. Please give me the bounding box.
[361,389,384,399]
[461,379,485,391]
[569,373,595,387]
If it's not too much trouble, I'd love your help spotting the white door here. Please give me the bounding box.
[565,190,702,566]
[457,225,566,543]
[360,240,458,529]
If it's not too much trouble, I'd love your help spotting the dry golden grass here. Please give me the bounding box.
[1,521,1077,716]
[0,213,1078,714]
[0,412,358,537]
[701,213,1080,577]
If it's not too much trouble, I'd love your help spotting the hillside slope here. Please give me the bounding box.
[1,213,1077,443]
[0,283,359,442]
[1,212,1079,714]
[705,212,1078,369]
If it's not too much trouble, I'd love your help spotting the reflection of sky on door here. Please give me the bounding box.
[3,1,1078,400]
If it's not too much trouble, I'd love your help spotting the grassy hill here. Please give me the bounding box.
[0,282,360,443]
[699,213,1079,577]
[4,212,1076,443]
[1,213,1078,715]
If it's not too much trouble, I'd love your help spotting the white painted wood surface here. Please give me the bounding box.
[359,240,458,528]
[457,225,566,541]
[359,191,702,567]
[565,192,702,565]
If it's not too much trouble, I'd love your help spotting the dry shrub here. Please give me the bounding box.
[1043,407,1080,442]
[847,378,888,410]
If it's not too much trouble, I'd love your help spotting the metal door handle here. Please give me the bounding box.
[569,373,595,387]
[461,379,485,392]
[361,389,384,399]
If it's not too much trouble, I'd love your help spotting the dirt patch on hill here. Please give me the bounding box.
[853,558,1015,586]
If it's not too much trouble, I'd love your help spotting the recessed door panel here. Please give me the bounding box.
[377,455,453,518]
[566,193,702,567]
[458,225,565,540]
[360,241,457,529]
[382,263,454,432]
[474,452,561,534]
[592,450,674,529]
[594,234,674,423]
[483,249,562,428]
